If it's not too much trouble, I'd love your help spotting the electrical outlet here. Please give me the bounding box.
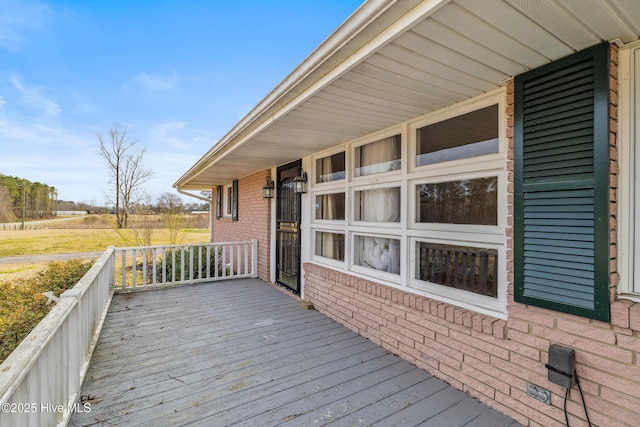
[526,383,551,404]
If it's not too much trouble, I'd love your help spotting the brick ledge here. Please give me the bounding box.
[611,299,640,331]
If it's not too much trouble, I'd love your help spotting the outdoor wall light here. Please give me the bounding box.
[262,176,275,199]
[293,169,308,194]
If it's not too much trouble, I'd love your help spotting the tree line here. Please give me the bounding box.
[0,175,58,223]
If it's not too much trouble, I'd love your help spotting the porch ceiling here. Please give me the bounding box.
[175,0,640,190]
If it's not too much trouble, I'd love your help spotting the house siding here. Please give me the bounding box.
[304,43,640,427]
[212,170,271,282]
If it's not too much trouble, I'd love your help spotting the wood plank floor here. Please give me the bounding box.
[70,279,521,427]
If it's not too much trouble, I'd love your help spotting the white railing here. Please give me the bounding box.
[114,240,258,290]
[0,247,115,427]
[0,240,258,426]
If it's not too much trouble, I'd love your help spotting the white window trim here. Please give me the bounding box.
[350,231,404,284]
[313,147,347,186]
[223,184,233,218]
[409,237,507,318]
[311,229,346,268]
[307,88,507,318]
[312,190,346,224]
[618,42,640,301]
[351,127,404,182]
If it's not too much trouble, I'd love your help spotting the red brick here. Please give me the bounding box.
[578,365,640,398]
[415,336,463,368]
[556,317,616,345]
[406,312,450,337]
[395,317,434,342]
[601,385,640,414]
[496,388,565,427]
[507,317,529,333]
[383,320,423,347]
[461,362,509,397]
[629,302,640,331]
[530,324,633,364]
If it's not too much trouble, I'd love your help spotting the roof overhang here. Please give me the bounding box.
[175,0,640,191]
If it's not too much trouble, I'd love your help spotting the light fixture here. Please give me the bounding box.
[262,176,275,199]
[293,169,308,194]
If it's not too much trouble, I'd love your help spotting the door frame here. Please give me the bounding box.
[275,159,302,294]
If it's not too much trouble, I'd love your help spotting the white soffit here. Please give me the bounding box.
[176,0,640,190]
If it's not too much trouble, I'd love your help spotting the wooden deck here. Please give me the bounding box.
[70,279,520,427]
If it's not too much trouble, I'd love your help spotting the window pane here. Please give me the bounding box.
[416,105,498,166]
[225,186,233,216]
[355,187,400,222]
[416,177,497,225]
[355,135,401,177]
[316,152,345,183]
[315,193,345,220]
[315,232,344,261]
[416,242,497,297]
[354,235,400,274]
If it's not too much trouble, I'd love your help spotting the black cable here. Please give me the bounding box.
[564,387,569,426]
[563,371,593,427]
[575,370,593,427]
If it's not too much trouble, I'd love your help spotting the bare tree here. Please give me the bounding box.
[97,124,153,228]
[157,192,184,244]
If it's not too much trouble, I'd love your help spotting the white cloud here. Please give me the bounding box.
[150,120,191,150]
[0,0,53,52]
[69,89,94,114]
[133,70,179,91]
[10,75,62,116]
[0,95,5,108]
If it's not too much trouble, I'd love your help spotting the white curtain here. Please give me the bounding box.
[317,156,331,183]
[358,137,401,274]
[321,196,335,257]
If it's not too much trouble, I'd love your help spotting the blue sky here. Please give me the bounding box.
[0,0,363,205]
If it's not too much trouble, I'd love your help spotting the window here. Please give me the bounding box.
[224,185,233,217]
[316,152,345,183]
[315,193,345,220]
[353,235,400,275]
[354,135,401,177]
[416,242,497,297]
[223,181,238,220]
[315,231,345,261]
[416,105,498,166]
[416,177,497,225]
[354,187,401,223]
[309,91,506,316]
[619,43,640,299]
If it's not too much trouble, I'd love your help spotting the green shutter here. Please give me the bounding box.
[231,180,238,222]
[514,43,609,321]
[215,185,222,219]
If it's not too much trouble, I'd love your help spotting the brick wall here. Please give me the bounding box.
[304,43,640,427]
[212,170,271,282]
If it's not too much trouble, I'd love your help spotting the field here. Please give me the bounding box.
[0,214,210,280]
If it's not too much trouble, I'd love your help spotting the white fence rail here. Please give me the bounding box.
[0,241,258,426]
[114,240,258,291]
[0,247,115,427]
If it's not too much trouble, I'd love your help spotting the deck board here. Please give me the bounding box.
[70,279,520,426]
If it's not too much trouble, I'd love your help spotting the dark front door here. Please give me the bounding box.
[276,160,302,294]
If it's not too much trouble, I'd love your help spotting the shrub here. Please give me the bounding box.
[0,259,94,363]
[162,246,225,282]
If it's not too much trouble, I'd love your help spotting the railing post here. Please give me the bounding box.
[251,239,258,278]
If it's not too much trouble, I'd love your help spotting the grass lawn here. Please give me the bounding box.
[0,228,209,257]
[0,214,210,280]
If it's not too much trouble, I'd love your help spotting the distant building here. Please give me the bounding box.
[55,211,88,216]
